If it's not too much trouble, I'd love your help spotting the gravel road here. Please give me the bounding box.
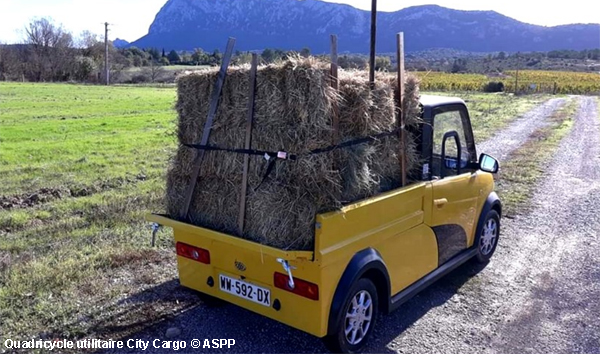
[113,97,599,354]
[477,97,566,161]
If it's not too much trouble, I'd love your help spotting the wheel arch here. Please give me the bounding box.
[476,192,502,238]
[327,248,390,336]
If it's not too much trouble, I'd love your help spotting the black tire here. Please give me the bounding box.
[474,209,500,263]
[323,278,379,353]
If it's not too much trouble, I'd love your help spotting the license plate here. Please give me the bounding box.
[219,274,271,307]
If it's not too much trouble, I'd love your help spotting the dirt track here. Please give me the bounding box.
[113,97,599,354]
[477,97,565,160]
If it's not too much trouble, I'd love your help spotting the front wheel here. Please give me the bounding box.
[323,278,378,353]
[475,209,500,263]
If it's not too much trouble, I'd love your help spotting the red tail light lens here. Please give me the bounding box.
[274,272,319,301]
[176,242,210,264]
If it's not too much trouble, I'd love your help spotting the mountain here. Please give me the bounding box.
[113,38,130,48]
[131,0,600,53]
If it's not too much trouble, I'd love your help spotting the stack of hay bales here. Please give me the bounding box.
[166,57,421,250]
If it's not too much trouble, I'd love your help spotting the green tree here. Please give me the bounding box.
[451,58,468,73]
[262,48,276,63]
[375,56,391,71]
[132,55,142,67]
[338,55,368,69]
[212,49,222,62]
[233,51,253,65]
[73,56,96,81]
[300,47,311,58]
[147,48,161,61]
[180,51,192,63]
[191,48,207,65]
[167,50,181,64]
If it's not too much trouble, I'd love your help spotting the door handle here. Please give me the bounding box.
[434,198,448,208]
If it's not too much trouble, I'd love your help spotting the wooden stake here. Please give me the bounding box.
[179,37,236,220]
[330,34,340,144]
[369,0,377,90]
[396,32,407,187]
[238,53,259,235]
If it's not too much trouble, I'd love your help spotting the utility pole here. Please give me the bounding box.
[104,22,110,86]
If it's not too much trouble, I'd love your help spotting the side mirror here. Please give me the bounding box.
[479,153,499,174]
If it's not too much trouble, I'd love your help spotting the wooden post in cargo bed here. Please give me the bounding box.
[330,34,340,144]
[396,32,407,187]
[179,37,236,220]
[369,0,377,90]
[238,53,259,235]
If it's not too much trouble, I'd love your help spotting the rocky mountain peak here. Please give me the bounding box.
[133,0,600,53]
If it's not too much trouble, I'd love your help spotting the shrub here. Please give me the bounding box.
[483,81,505,92]
[129,73,150,84]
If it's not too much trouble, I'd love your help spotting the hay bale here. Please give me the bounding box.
[166,57,421,250]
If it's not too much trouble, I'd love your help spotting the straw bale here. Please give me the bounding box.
[166,57,422,250]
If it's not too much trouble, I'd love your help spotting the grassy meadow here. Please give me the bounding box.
[0,83,185,342]
[0,82,549,342]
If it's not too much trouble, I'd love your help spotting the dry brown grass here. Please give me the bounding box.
[167,56,421,250]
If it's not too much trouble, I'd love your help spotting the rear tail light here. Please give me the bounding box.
[176,242,210,264]
[274,272,319,300]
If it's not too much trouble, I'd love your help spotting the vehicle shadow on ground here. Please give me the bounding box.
[364,260,489,352]
[105,261,489,353]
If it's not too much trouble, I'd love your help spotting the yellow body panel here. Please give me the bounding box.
[146,172,495,338]
[430,173,480,247]
[315,183,438,295]
[428,171,495,247]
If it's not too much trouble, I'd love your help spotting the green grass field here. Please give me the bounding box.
[0,82,549,342]
[0,83,182,341]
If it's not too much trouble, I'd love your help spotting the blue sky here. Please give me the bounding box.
[1,0,598,44]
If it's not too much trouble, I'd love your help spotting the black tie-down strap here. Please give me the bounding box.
[183,127,401,191]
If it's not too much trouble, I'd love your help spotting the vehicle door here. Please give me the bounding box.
[427,104,481,265]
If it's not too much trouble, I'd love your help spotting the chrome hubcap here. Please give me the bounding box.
[344,290,373,345]
[480,218,498,255]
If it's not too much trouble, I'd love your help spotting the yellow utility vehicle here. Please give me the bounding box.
[147,95,501,353]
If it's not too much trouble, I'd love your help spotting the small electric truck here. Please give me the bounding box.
[147,95,501,353]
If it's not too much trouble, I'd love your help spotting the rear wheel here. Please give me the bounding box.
[323,278,378,353]
[475,209,500,263]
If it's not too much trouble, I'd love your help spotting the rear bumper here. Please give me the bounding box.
[146,214,328,337]
[177,257,327,337]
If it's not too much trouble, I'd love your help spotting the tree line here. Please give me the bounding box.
[0,18,397,83]
[10,18,595,83]
[0,18,231,82]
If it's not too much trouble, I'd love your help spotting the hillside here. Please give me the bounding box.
[131,0,600,53]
